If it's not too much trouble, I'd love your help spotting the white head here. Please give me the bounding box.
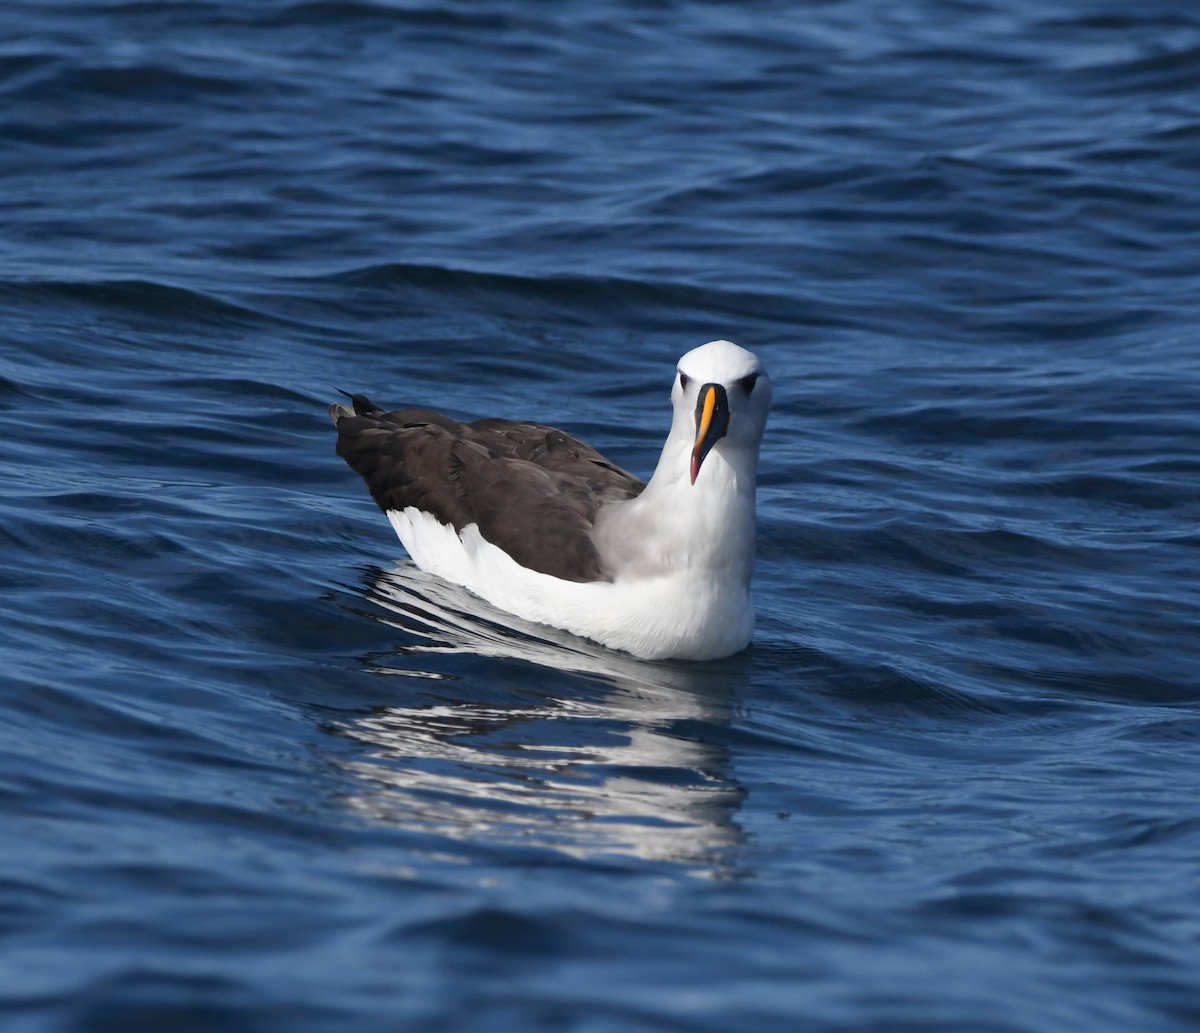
[670,340,772,487]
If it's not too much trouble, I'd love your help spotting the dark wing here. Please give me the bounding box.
[329,394,645,582]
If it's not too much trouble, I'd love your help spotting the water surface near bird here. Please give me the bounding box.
[2,2,1200,1031]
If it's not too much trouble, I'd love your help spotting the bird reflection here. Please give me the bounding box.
[332,564,748,869]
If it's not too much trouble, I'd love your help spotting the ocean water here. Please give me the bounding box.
[3,1,1200,1030]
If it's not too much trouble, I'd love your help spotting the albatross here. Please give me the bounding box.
[330,339,771,661]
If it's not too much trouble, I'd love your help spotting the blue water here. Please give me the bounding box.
[3,2,1200,1030]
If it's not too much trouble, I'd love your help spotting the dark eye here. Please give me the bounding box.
[738,373,759,393]
[679,371,690,390]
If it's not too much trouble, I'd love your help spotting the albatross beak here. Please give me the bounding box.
[690,382,730,484]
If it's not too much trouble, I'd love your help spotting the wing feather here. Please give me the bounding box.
[330,396,645,582]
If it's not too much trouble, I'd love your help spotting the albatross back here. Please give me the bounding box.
[330,395,645,583]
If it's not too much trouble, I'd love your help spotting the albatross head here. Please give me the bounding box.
[672,340,772,486]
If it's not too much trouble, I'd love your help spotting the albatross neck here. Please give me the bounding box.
[595,428,758,583]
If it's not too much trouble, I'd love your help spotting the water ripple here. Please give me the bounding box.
[2,0,1200,1030]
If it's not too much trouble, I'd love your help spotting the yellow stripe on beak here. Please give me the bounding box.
[696,385,717,442]
[690,385,718,485]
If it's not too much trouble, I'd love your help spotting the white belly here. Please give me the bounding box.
[386,507,754,661]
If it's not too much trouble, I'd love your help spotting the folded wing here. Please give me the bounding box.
[330,394,645,582]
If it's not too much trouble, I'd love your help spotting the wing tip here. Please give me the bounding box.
[329,391,383,426]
